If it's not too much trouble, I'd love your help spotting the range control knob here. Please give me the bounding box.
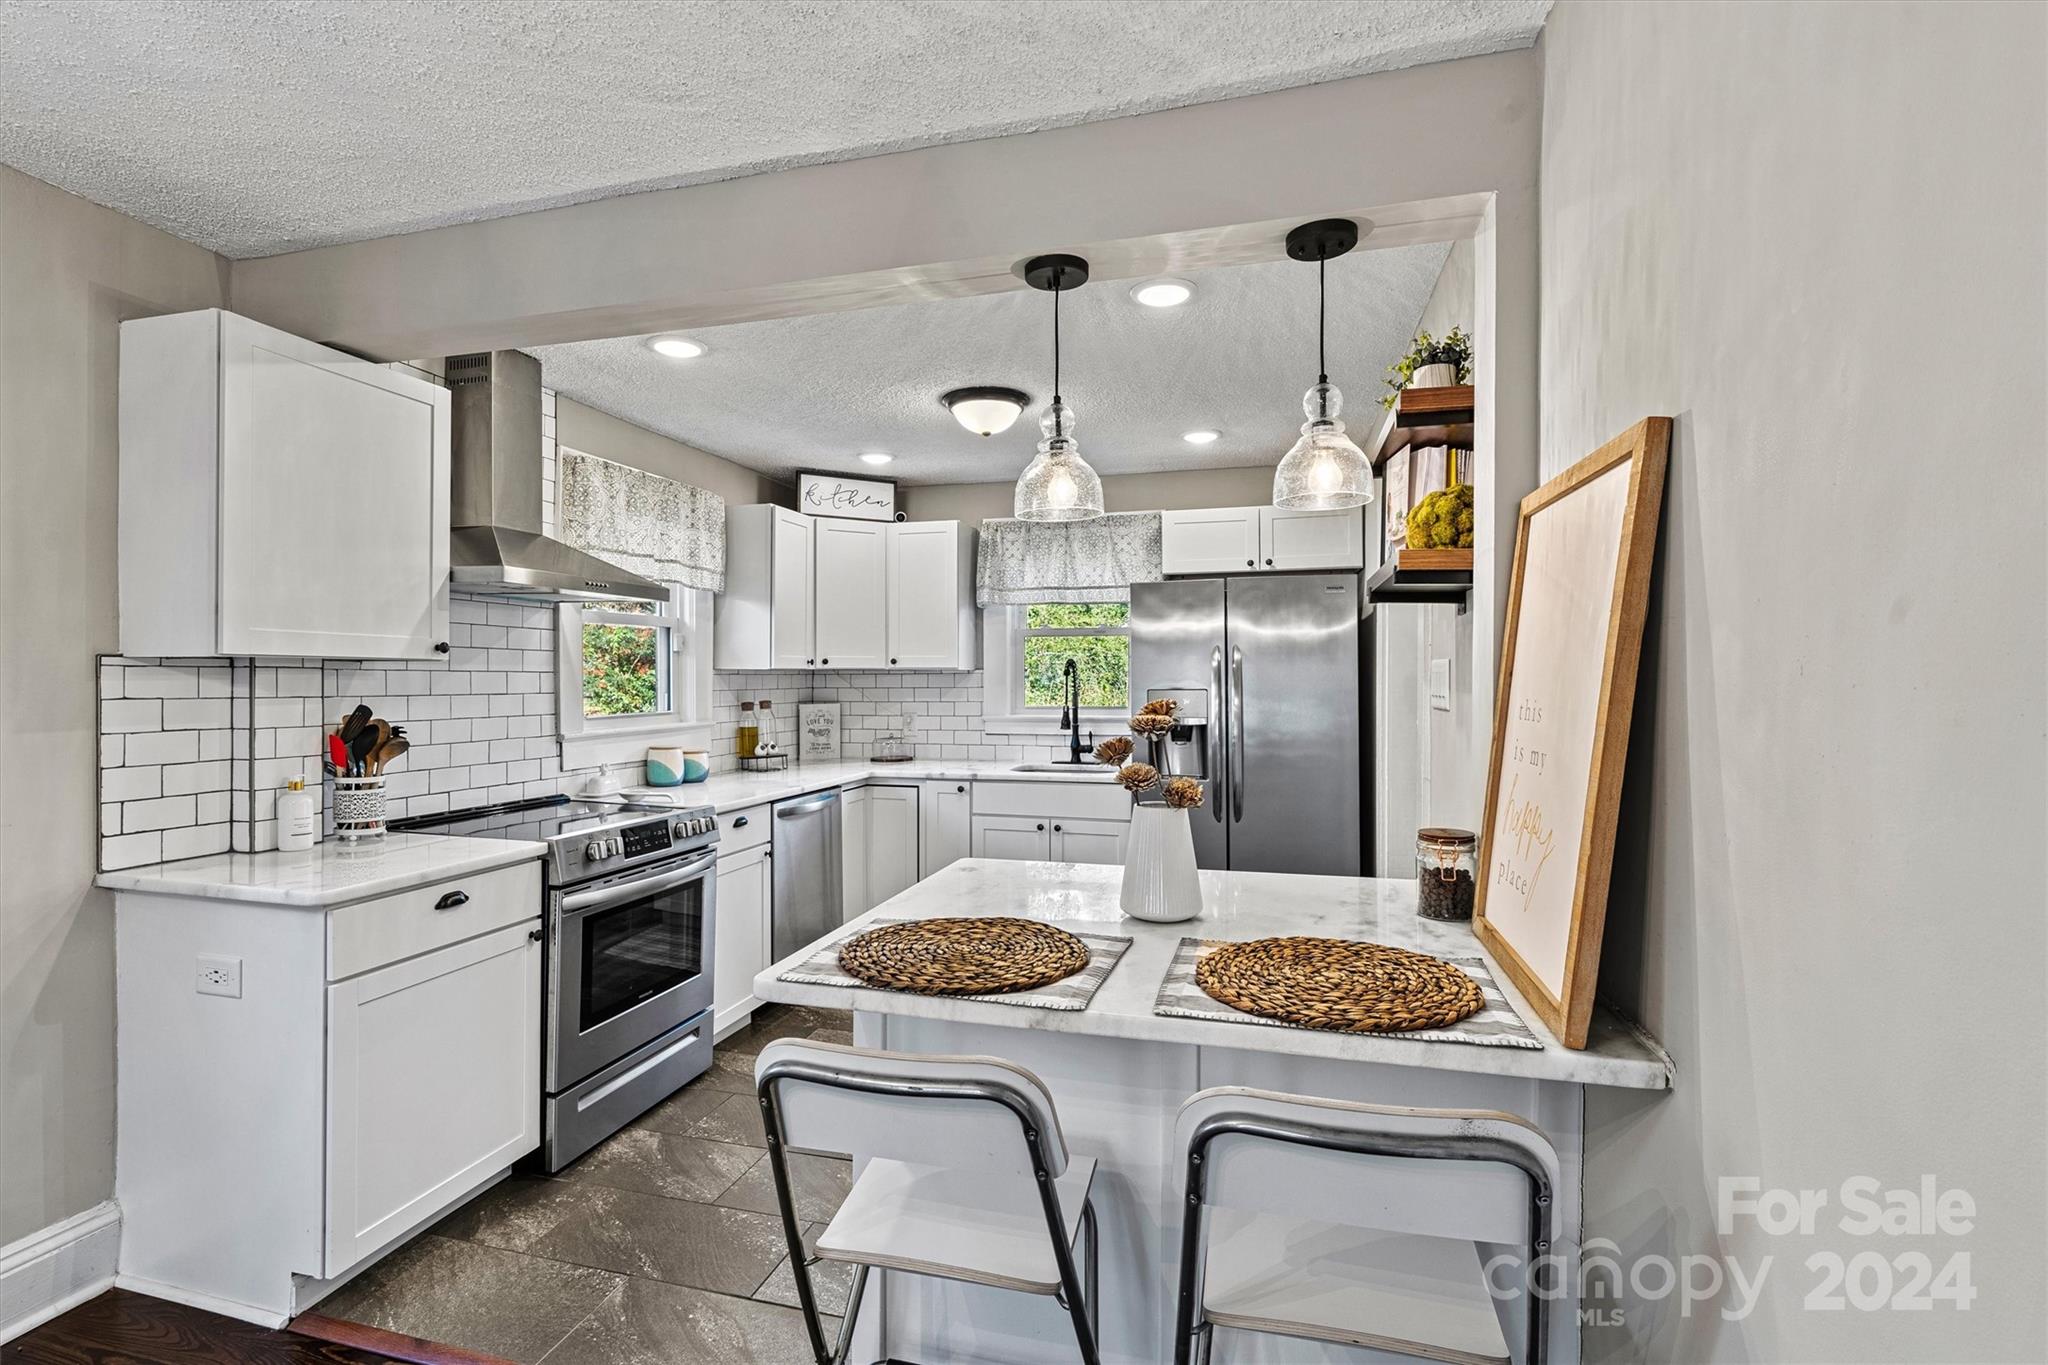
[584,841,606,861]
[605,837,623,857]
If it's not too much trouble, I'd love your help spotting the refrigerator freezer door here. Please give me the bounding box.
[1223,574,1364,875]
[1129,578,1230,870]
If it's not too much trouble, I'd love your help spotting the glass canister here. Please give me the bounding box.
[756,699,777,753]
[1416,827,1478,920]
[736,700,759,759]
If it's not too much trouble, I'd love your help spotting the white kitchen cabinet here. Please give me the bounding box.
[714,842,771,1036]
[1159,505,1362,575]
[887,521,979,669]
[840,785,871,920]
[972,813,1053,861]
[1051,817,1130,865]
[920,779,973,879]
[119,309,451,659]
[813,518,889,668]
[717,505,818,670]
[866,784,920,907]
[1159,506,1262,575]
[325,921,540,1272]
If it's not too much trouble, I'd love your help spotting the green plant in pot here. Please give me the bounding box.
[1381,326,1473,410]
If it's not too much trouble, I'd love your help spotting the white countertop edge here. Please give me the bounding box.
[95,834,548,909]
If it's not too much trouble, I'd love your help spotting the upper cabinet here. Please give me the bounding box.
[119,309,452,659]
[1160,506,1362,576]
[718,510,978,671]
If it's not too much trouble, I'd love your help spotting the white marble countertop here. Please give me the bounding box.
[756,858,1673,1091]
[95,833,546,908]
[614,756,1116,814]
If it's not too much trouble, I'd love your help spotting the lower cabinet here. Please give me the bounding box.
[971,814,1129,864]
[713,843,770,1037]
[1051,817,1130,865]
[867,785,920,907]
[919,780,972,878]
[840,785,871,921]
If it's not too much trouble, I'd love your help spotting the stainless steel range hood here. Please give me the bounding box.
[444,350,666,603]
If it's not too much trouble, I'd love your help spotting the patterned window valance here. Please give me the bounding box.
[559,448,725,593]
[975,512,1163,607]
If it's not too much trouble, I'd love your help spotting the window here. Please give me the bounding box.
[558,588,713,769]
[1014,603,1130,713]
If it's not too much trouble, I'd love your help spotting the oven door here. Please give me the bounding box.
[548,846,716,1092]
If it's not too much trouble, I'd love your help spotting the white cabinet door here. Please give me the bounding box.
[771,509,817,669]
[813,518,888,668]
[1161,507,1261,575]
[714,845,770,1036]
[1051,818,1129,865]
[972,814,1052,861]
[888,522,965,669]
[866,785,920,907]
[1260,506,1364,571]
[919,780,972,879]
[840,786,871,920]
[324,920,539,1275]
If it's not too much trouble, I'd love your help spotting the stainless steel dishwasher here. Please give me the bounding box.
[771,790,843,960]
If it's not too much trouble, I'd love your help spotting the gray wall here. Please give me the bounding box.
[1540,4,2047,1360]
[0,164,227,1243]
[900,464,1280,524]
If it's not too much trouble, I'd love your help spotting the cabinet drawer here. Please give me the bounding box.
[718,804,772,854]
[328,860,540,981]
[972,780,1132,822]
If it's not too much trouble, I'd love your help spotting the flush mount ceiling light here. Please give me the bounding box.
[941,386,1029,437]
[1183,429,1221,446]
[647,335,706,360]
[1272,218,1375,511]
[858,452,893,466]
[1130,277,1193,308]
[1012,254,1104,523]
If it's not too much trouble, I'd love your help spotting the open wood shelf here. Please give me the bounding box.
[1370,384,1475,472]
[1367,546,1473,605]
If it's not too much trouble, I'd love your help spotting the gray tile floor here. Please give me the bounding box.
[316,1005,856,1365]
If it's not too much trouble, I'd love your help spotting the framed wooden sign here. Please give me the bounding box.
[797,470,896,522]
[1474,417,1670,1049]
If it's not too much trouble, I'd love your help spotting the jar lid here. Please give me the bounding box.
[1417,826,1477,847]
[739,701,755,711]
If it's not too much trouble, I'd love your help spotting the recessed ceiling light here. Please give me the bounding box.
[1183,430,1221,445]
[858,452,893,466]
[647,335,706,359]
[941,386,1029,437]
[1131,278,1193,308]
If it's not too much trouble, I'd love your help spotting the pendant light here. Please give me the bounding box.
[1272,218,1374,511]
[1013,254,1104,522]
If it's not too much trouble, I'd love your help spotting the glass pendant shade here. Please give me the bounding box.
[1014,398,1104,521]
[1272,380,1374,510]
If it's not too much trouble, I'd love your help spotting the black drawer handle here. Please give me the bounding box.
[434,890,469,910]
[1036,823,1046,832]
[956,784,966,793]
[890,657,898,664]
[733,815,749,828]
[528,927,543,942]
[1054,824,1063,832]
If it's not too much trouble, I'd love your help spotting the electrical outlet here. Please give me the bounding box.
[1429,658,1453,713]
[195,954,242,998]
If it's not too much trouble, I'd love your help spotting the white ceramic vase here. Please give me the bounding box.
[1409,362,1458,389]
[1120,804,1203,923]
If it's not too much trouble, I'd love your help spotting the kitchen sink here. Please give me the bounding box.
[1008,763,1116,777]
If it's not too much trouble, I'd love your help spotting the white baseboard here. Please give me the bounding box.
[112,1271,287,1329]
[0,1201,121,1344]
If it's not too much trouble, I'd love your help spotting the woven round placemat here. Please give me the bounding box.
[838,917,1090,996]
[1196,936,1483,1033]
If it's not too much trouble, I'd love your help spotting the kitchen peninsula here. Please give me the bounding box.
[756,859,1670,1365]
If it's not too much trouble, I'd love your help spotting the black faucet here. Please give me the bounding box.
[1059,657,1090,764]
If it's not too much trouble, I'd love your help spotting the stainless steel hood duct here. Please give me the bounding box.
[444,350,667,603]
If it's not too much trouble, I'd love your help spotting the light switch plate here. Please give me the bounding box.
[1429,658,1452,713]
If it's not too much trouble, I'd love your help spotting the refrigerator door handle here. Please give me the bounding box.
[1208,646,1225,823]
[1228,645,1246,824]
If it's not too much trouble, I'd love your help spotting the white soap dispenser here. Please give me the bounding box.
[278,775,318,851]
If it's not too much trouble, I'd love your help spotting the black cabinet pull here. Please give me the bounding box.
[1036,823,1046,832]
[821,657,829,665]
[1264,558,1273,566]
[733,815,749,828]
[956,784,966,793]
[1246,558,1254,567]
[434,890,469,910]
[807,658,814,665]
[528,927,543,942]
[890,657,898,665]
[433,641,450,654]
[1054,824,1063,832]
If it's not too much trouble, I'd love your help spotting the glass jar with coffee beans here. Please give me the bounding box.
[1415,827,1478,920]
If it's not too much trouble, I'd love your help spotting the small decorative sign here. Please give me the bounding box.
[797,702,842,761]
[797,471,896,522]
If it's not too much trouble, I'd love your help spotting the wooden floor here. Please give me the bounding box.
[2,1288,510,1365]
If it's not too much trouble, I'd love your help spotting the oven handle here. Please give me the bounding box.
[559,849,716,917]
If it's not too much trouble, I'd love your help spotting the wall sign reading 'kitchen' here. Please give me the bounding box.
[1474,416,1669,1049]
[797,471,897,522]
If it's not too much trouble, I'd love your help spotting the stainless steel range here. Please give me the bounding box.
[391,795,718,1169]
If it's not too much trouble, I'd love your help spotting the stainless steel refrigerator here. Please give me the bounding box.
[1130,574,1368,876]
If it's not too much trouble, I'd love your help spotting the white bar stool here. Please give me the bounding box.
[754,1038,1102,1365]
[1172,1087,1561,1365]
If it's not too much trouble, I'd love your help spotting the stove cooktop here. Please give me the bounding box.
[391,794,719,883]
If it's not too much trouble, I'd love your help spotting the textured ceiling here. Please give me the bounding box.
[531,240,1453,485]
[0,0,1547,258]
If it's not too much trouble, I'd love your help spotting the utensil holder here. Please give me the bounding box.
[331,775,387,841]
